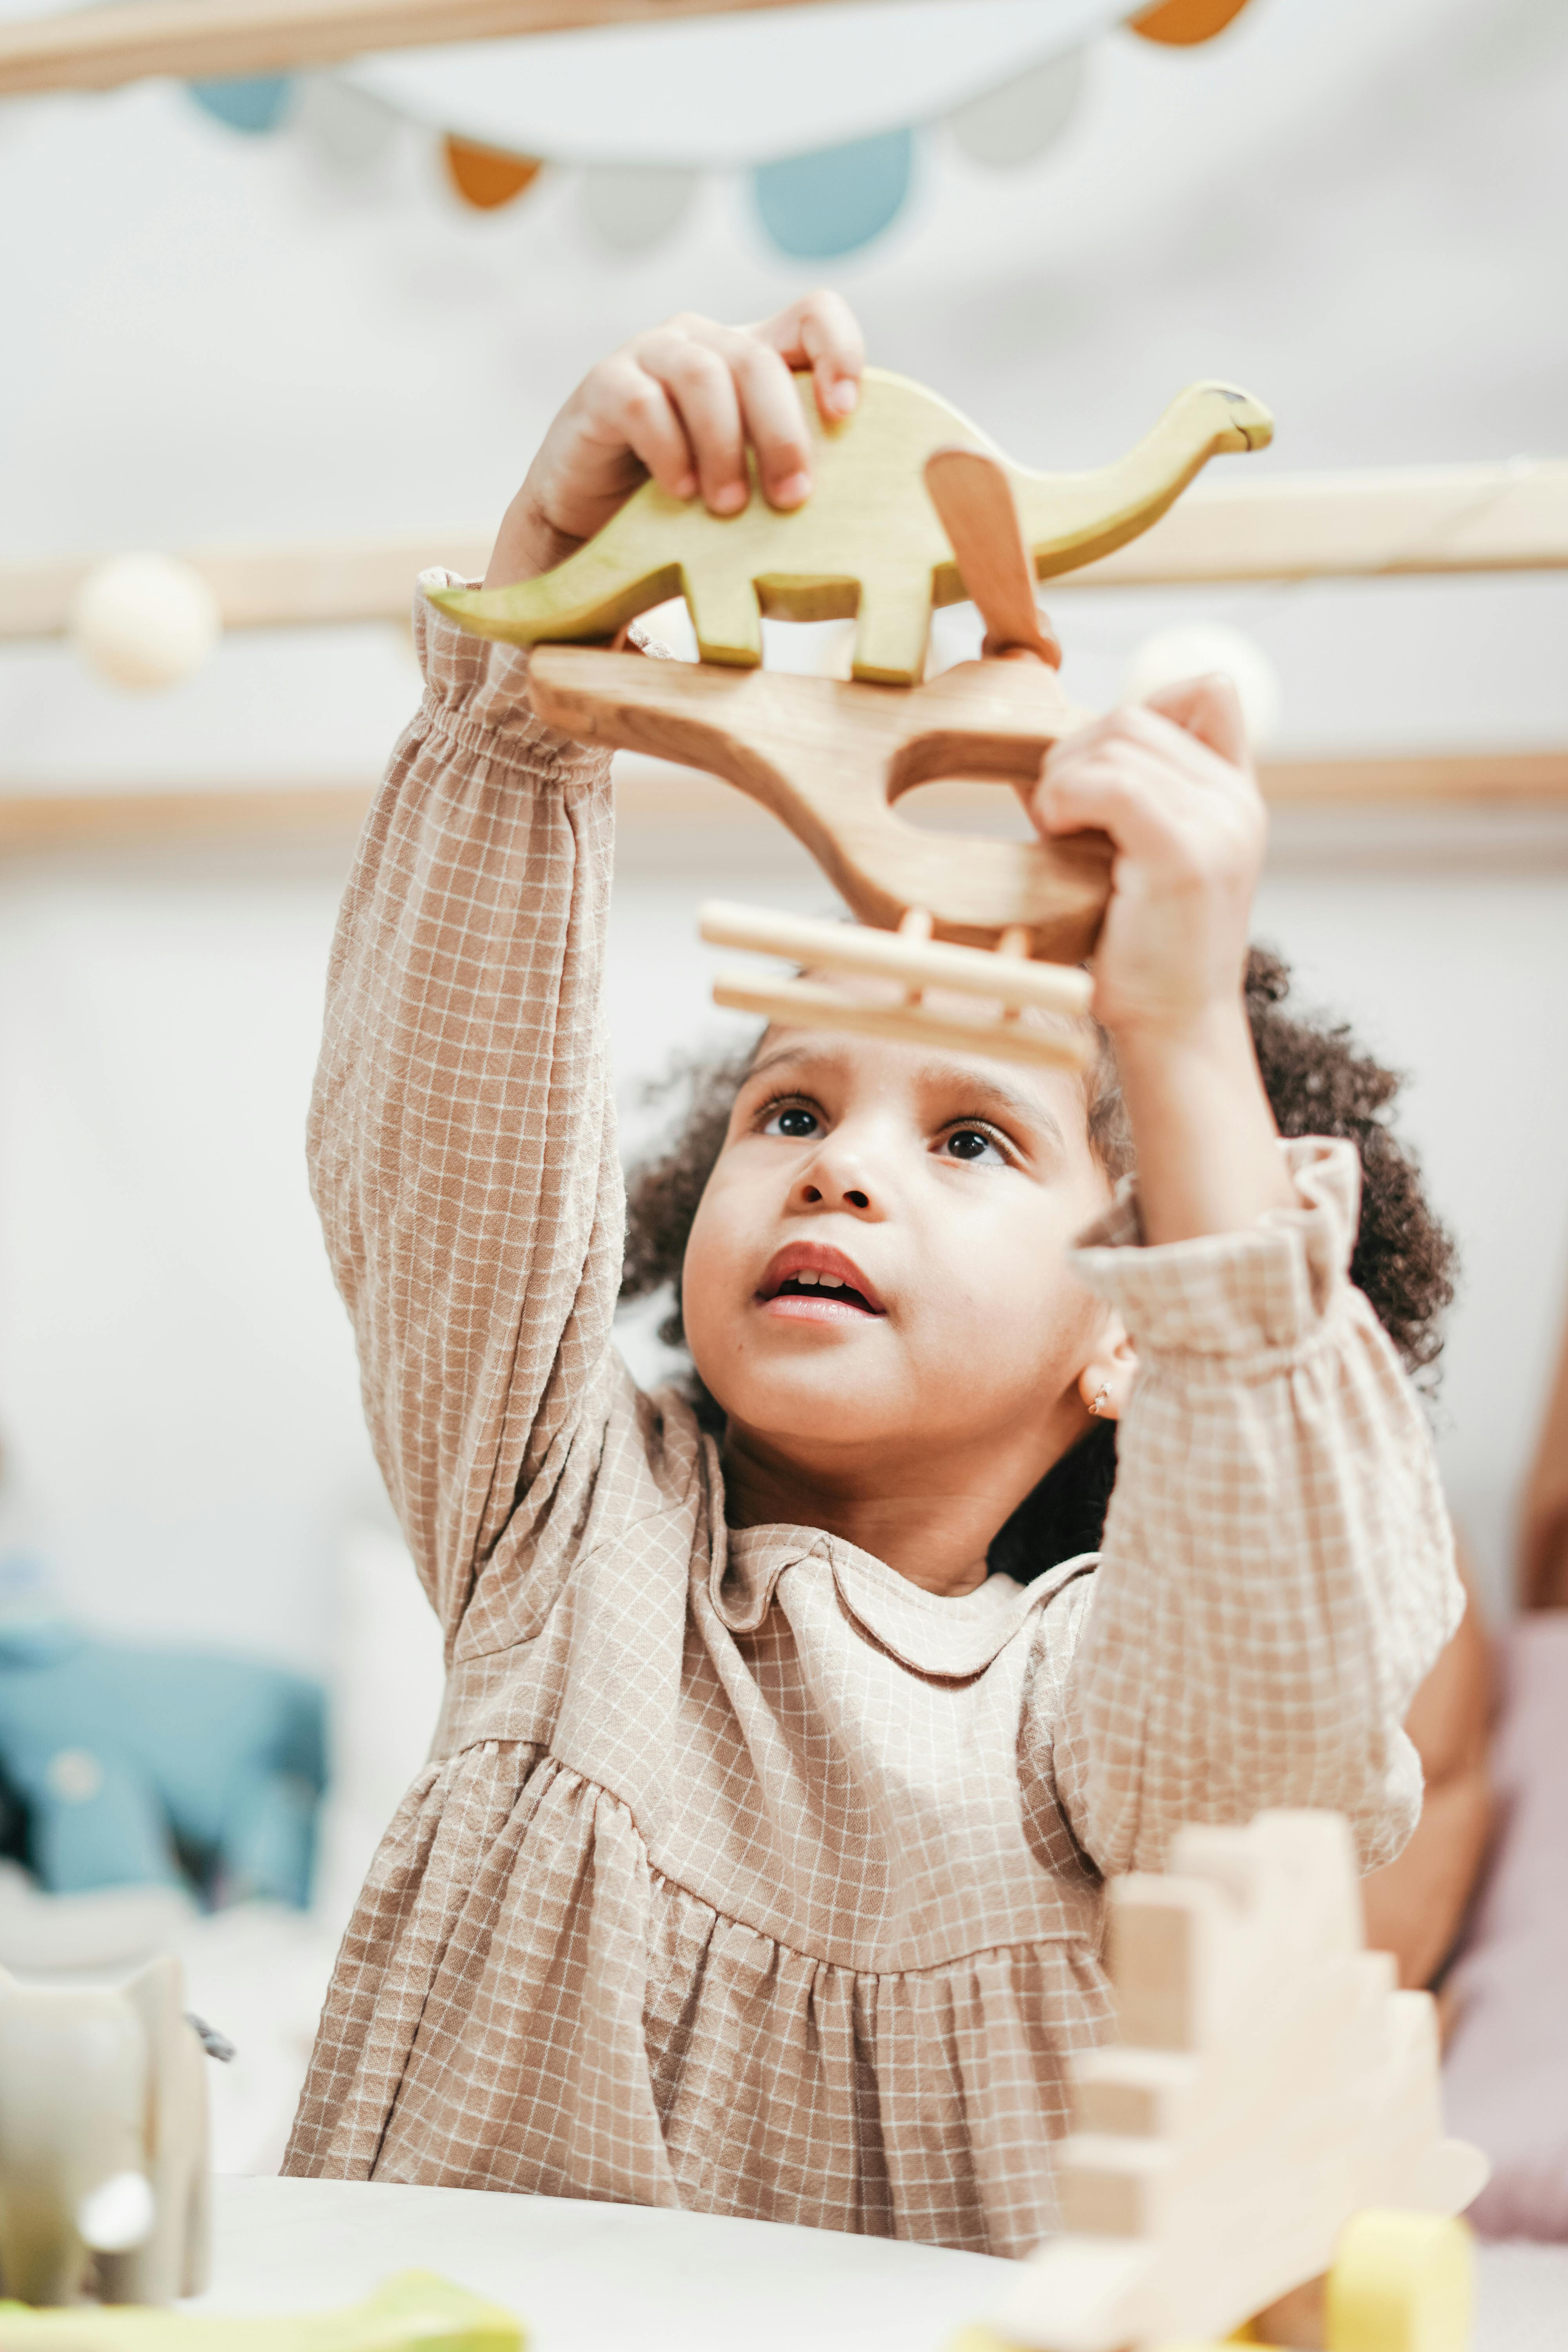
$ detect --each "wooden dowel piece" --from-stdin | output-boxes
[897,905,934,1007]
[711,972,1093,1073]
[995,924,1032,1023]
[699,900,1093,1016]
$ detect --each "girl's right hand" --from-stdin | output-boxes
[485,294,866,590]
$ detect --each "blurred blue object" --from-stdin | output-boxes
[188,76,296,135]
[0,1621,325,1908]
[754,127,915,259]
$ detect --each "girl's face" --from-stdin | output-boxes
[681,1019,1116,1501]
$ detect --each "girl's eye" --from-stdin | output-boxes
[942,1127,1006,1166]
[764,1105,820,1139]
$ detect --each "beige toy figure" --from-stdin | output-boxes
[0,1956,209,2307]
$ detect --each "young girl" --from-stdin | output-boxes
[285,295,1462,2255]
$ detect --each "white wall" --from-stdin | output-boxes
[1,0,1566,1653]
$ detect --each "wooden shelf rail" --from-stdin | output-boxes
[0,0,832,100]
[3,750,1566,855]
[5,461,1565,646]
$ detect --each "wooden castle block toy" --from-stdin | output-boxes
[973,1812,1486,2352]
[0,1956,209,2308]
[428,365,1273,1066]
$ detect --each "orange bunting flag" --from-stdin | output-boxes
[1129,0,1254,44]
[443,134,544,210]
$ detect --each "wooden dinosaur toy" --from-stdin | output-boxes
[0,2270,521,2352]
[959,1812,1486,2352]
[431,367,1273,1067]
[428,367,1272,687]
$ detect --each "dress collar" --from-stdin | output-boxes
[703,1441,1093,1673]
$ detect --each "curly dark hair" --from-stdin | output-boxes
[620,947,1456,1581]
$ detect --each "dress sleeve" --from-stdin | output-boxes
[1036,1137,1463,1879]
[307,573,623,1649]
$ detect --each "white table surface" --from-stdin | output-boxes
[198,2179,1568,2352]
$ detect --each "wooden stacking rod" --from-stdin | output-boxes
[701,903,1095,1074]
[700,903,1091,1013]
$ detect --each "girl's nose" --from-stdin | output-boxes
[790,1154,882,1217]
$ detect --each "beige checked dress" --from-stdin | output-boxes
[283,583,1462,2254]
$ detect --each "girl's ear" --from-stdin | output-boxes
[1078,1315,1138,1423]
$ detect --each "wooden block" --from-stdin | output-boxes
[991,1812,1489,2352]
[1066,2049,1200,2141]
[432,367,1270,686]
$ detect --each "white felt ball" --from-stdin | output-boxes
[1122,620,1281,751]
[69,553,222,691]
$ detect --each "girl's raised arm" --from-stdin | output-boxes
[308,299,863,1646]
[1023,681,1463,1874]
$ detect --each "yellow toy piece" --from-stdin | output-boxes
[430,367,1272,686]
[1326,2213,1473,2352]
[0,2272,521,2352]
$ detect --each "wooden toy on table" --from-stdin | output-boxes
[0,1956,209,2307]
[428,367,1273,1072]
[963,1813,1486,2352]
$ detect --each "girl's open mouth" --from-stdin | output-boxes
[757,1245,886,1321]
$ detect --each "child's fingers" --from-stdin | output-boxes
[1141,672,1252,773]
[1053,702,1256,813]
[631,329,748,514]
[582,356,697,500]
[752,290,864,422]
[1033,726,1262,871]
[1029,751,1195,866]
[713,331,817,507]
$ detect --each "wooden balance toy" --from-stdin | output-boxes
[426,368,1273,1073]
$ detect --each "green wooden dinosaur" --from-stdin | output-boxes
[0,2272,521,2352]
[428,367,1272,687]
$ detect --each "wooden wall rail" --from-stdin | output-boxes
[1075,460,1568,586]
[3,750,1566,854]
[5,462,1564,644]
[0,0,828,100]
[0,536,494,641]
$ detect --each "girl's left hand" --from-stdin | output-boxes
[485,293,865,589]
[1026,675,1294,1244]
[1025,675,1265,1047]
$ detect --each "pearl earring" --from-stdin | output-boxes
[1091,1383,1110,1417]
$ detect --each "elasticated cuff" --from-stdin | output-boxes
[412,570,611,783]
[1069,1136,1363,1361]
